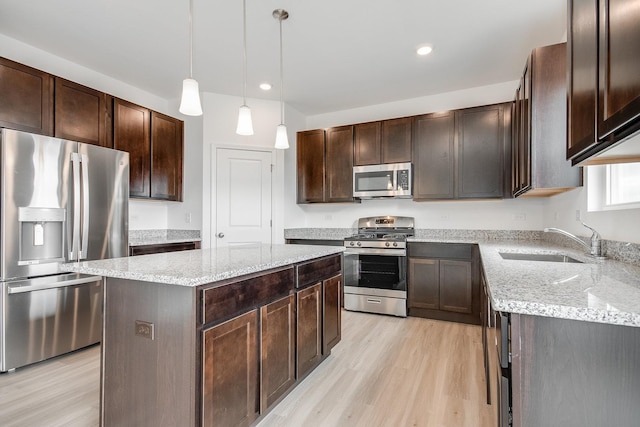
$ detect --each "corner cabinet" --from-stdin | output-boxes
[513,43,581,197]
[0,57,53,136]
[413,103,510,201]
[114,98,184,201]
[297,127,356,204]
[568,0,640,164]
[407,242,480,325]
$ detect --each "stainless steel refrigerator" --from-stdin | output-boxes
[0,128,129,372]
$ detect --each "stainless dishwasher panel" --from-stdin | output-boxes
[1,273,103,372]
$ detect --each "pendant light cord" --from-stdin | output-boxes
[188,0,194,78]
[279,15,284,125]
[242,0,248,105]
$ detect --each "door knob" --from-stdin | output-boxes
[217,232,225,238]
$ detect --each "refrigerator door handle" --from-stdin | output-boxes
[7,275,103,294]
[70,153,81,261]
[80,154,90,260]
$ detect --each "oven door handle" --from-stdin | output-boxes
[344,247,406,256]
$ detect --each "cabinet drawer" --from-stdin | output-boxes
[202,267,294,325]
[408,243,472,259]
[295,254,341,289]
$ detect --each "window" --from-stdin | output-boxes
[588,162,640,211]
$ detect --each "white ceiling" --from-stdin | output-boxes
[0,0,566,116]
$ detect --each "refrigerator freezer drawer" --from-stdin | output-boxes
[1,274,103,372]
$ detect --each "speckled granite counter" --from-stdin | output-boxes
[129,229,201,246]
[476,240,640,327]
[62,244,344,287]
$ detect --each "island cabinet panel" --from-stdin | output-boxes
[260,294,295,411]
[322,274,342,354]
[296,282,322,379]
[54,77,112,147]
[113,98,151,197]
[381,117,412,164]
[0,57,54,136]
[202,310,259,427]
[295,254,342,289]
[412,111,456,199]
[202,267,294,325]
[354,121,382,165]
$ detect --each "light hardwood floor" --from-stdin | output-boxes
[0,311,495,427]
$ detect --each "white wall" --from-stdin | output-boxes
[201,93,295,248]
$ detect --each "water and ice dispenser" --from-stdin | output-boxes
[17,207,65,265]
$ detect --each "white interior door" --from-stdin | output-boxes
[215,148,273,247]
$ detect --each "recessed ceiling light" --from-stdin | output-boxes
[417,46,433,56]
[260,83,272,91]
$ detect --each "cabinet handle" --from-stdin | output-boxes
[366,298,382,304]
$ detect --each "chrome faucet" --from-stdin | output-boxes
[544,222,605,259]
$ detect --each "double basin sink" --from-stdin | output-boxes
[499,252,583,263]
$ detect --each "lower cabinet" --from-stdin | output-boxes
[296,282,322,378]
[322,274,341,354]
[202,310,259,427]
[407,243,480,325]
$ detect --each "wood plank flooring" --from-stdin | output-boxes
[0,311,495,427]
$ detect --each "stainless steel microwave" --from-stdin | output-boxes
[353,162,412,199]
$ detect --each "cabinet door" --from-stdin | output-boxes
[325,125,354,202]
[150,111,183,201]
[439,260,472,314]
[512,89,521,195]
[597,0,640,139]
[381,117,412,164]
[54,78,111,147]
[354,122,381,165]
[518,68,532,193]
[322,274,341,355]
[408,258,439,310]
[412,112,455,199]
[296,129,325,203]
[567,0,599,158]
[0,57,53,135]
[296,283,322,378]
[203,310,259,427]
[260,294,295,411]
[457,104,505,198]
[113,98,150,198]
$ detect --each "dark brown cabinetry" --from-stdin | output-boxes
[129,241,200,256]
[297,127,356,204]
[114,99,183,201]
[354,118,412,165]
[322,274,341,354]
[513,43,581,197]
[568,0,640,164]
[407,243,480,325]
[260,294,295,411]
[54,78,112,147]
[203,310,259,427]
[413,104,510,201]
[296,282,322,378]
[0,57,53,135]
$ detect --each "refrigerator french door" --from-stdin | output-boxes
[0,129,129,372]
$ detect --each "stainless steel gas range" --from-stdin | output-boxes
[343,216,414,317]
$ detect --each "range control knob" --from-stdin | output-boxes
[393,242,398,247]
[349,241,355,246]
[357,242,362,247]
[385,242,390,247]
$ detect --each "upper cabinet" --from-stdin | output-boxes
[513,43,581,197]
[568,0,640,164]
[0,57,53,136]
[297,127,357,204]
[54,78,112,147]
[114,99,184,201]
[413,103,510,201]
[354,118,412,165]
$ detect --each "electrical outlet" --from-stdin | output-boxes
[575,210,581,221]
[513,213,527,221]
[135,320,155,340]
[185,213,192,224]
[324,214,332,221]
[554,212,559,220]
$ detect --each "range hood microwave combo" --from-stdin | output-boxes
[353,162,412,199]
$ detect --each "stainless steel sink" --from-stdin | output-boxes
[498,252,583,263]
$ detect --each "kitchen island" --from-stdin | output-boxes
[63,244,344,427]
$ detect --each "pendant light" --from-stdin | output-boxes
[273,9,289,149]
[236,0,254,135]
[179,0,203,116]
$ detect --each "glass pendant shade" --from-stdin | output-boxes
[179,78,203,116]
[275,124,289,149]
[236,105,254,135]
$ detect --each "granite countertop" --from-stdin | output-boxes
[476,240,640,327]
[128,229,201,247]
[61,244,344,287]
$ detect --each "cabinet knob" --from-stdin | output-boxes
[217,232,225,238]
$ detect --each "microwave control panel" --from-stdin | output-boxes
[397,170,410,190]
